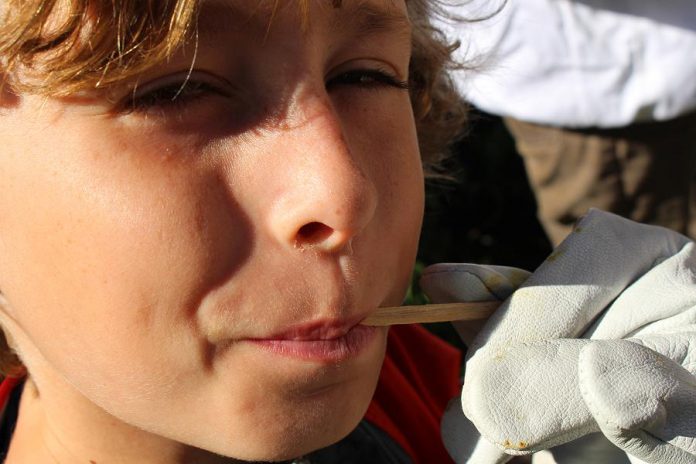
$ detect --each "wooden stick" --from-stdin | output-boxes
[361,301,500,327]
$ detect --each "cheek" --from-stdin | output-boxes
[344,92,424,217]
[0,124,243,396]
[356,99,425,298]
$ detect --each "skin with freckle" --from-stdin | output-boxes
[0,1,430,463]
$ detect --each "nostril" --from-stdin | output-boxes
[296,222,333,247]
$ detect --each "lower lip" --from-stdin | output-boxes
[247,325,378,363]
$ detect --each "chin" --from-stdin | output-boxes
[210,388,375,462]
[192,330,388,462]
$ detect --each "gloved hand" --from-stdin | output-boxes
[420,209,696,464]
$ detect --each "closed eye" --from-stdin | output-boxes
[122,72,233,113]
[326,69,409,92]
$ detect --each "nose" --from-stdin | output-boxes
[266,92,378,253]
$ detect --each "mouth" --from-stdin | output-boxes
[246,317,379,363]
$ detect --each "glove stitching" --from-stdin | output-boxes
[577,350,617,432]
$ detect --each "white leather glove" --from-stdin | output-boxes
[421,209,696,464]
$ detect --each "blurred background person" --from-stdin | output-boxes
[436,0,696,246]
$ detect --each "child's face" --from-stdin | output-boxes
[0,0,423,460]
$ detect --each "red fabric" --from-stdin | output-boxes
[0,376,21,411]
[365,324,462,464]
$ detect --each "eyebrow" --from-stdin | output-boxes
[332,1,412,39]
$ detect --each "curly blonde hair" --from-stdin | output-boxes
[0,0,467,375]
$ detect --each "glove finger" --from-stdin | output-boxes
[441,397,513,464]
[586,241,696,339]
[469,210,691,355]
[635,332,696,376]
[462,339,600,453]
[420,263,530,302]
[420,264,531,345]
[579,337,696,464]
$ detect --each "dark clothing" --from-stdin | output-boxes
[505,111,696,245]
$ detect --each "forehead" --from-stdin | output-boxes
[196,0,411,41]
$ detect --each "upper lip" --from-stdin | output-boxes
[251,314,371,341]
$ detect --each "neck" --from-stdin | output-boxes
[5,378,242,464]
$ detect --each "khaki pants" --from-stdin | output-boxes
[504,113,696,246]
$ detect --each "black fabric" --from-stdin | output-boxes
[0,381,22,462]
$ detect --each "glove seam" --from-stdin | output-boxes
[577,342,656,432]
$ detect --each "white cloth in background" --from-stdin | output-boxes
[435,0,696,127]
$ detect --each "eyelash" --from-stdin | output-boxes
[125,68,409,113]
[126,79,227,112]
[327,69,410,91]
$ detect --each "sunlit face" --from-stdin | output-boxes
[0,0,423,461]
